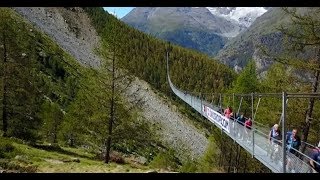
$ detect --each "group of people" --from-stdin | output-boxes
[269,124,320,173]
[268,124,302,171]
[268,125,301,155]
[222,106,320,173]
[223,106,253,143]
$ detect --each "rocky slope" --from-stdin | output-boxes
[14,7,101,68]
[13,7,208,160]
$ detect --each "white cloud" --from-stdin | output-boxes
[108,11,119,18]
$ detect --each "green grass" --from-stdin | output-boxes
[0,137,157,173]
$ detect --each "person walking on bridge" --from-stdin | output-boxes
[310,142,320,173]
[244,117,252,144]
[224,106,233,119]
[269,124,281,145]
[236,112,246,140]
[286,128,301,156]
[268,124,281,163]
[285,128,301,172]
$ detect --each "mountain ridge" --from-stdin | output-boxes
[121,7,268,56]
[215,7,320,74]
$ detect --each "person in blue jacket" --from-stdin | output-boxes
[286,128,301,156]
[285,128,301,172]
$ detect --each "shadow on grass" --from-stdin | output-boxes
[31,144,95,160]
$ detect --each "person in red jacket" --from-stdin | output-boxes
[244,117,253,143]
[224,106,233,119]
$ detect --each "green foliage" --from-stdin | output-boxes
[82,7,237,167]
[178,140,221,173]
[0,8,44,141]
[197,136,219,172]
[261,63,293,92]
[228,60,259,116]
[0,159,37,173]
[84,7,236,101]
[0,8,78,142]
[232,60,259,94]
[149,149,180,170]
[179,159,198,173]
[39,100,64,143]
[0,8,160,163]
[0,137,15,158]
[3,7,298,173]
[159,28,226,56]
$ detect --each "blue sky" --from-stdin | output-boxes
[103,7,134,18]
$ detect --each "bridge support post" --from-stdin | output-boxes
[251,93,254,121]
[237,97,243,115]
[200,93,202,115]
[233,93,235,114]
[219,93,222,113]
[252,129,255,158]
[282,92,287,173]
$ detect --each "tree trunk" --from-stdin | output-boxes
[243,153,248,173]
[2,79,7,137]
[2,30,8,137]
[105,40,116,164]
[105,76,114,163]
[238,146,242,172]
[218,142,222,167]
[227,143,233,173]
[235,145,241,173]
[53,122,57,144]
[301,48,320,153]
[69,134,75,147]
[215,136,224,168]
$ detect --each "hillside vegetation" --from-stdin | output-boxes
[0,7,235,173]
[0,8,171,172]
[4,6,320,173]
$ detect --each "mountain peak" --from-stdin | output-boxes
[121,7,269,57]
[206,7,268,28]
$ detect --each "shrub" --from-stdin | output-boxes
[0,139,15,158]
[179,159,198,173]
[149,150,179,171]
[0,159,37,172]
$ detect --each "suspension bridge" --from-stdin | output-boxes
[165,50,320,173]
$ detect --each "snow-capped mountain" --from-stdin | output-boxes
[121,7,269,57]
[206,7,268,28]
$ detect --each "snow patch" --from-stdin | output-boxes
[207,7,267,27]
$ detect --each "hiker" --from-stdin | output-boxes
[310,142,320,173]
[236,112,246,126]
[244,117,253,143]
[236,112,246,139]
[286,128,301,157]
[269,124,281,145]
[224,106,233,119]
[285,128,301,172]
[268,124,281,162]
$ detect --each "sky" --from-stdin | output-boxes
[103,7,134,19]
